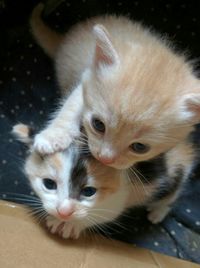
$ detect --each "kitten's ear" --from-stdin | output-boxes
[12,124,33,146]
[178,93,200,123]
[93,24,120,69]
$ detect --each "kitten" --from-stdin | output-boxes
[13,123,194,239]
[29,4,198,224]
[13,124,130,238]
[31,4,200,172]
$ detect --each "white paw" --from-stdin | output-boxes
[147,206,171,224]
[34,130,72,154]
[62,222,82,239]
[46,216,64,234]
[46,216,82,239]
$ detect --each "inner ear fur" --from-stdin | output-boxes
[179,93,200,123]
[93,24,120,69]
[12,123,33,145]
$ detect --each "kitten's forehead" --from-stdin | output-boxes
[89,43,192,122]
[69,157,88,199]
[46,145,78,171]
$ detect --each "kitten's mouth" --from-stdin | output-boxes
[95,156,116,166]
[57,214,72,221]
[106,163,127,170]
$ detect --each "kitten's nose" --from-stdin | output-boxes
[57,205,74,220]
[96,156,116,165]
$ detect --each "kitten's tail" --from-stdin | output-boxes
[30,3,64,59]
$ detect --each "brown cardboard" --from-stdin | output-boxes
[0,201,198,268]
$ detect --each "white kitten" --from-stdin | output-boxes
[13,124,194,238]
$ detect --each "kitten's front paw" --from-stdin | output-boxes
[46,216,82,239]
[34,129,72,154]
[62,222,82,239]
[46,216,64,235]
[147,206,171,224]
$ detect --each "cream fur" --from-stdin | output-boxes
[30,5,200,170]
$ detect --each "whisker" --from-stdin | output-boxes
[89,212,113,222]
[129,167,149,196]
[125,170,144,203]
[0,192,40,204]
[0,198,39,205]
[0,192,37,199]
[87,216,112,239]
[89,208,120,214]
[132,167,150,185]
[28,208,45,217]
[88,213,128,232]
[37,215,47,225]
[74,136,88,143]
[34,210,48,224]
[74,140,87,146]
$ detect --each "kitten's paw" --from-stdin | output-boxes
[46,216,82,239]
[147,206,171,224]
[34,130,72,154]
[46,216,64,234]
[62,222,82,239]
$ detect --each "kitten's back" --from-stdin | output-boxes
[55,15,177,90]
[31,5,181,91]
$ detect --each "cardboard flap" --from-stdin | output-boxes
[0,201,198,268]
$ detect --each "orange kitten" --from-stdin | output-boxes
[31,4,199,171]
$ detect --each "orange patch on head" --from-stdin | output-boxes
[49,153,62,170]
[86,159,121,201]
[98,186,117,201]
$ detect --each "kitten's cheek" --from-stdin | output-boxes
[88,143,98,159]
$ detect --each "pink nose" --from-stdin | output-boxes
[57,206,74,220]
[96,156,116,165]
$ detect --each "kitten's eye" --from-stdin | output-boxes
[43,178,57,190]
[81,186,97,197]
[130,143,150,154]
[91,117,105,133]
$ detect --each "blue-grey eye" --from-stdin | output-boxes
[130,143,150,154]
[91,117,105,133]
[81,186,97,197]
[43,178,57,190]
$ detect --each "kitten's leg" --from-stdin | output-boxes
[147,172,184,224]
[147,143,193,224]
[147,195,176,224]
[34,84,83,154]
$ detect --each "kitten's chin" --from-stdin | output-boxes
[98,160,130,170]
[108,163,130,170]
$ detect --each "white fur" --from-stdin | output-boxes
[14,123,194,239]
[25,147,132,239]
[34,84,83,153]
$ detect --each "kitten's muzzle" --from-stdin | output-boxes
[96,155,117,165]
